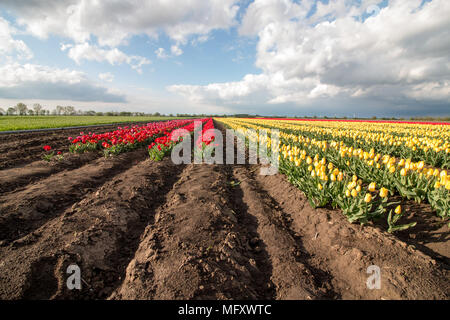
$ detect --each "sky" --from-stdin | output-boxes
[0,0,448,117]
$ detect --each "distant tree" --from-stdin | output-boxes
[7,107,16,115]
[33,103,43,115]
[96,112,104,116]
[40,109,47,116]
[16,102,28,115]
[154,112,161,116]
[27,109,34,116]
[46,110,50,116]
[56,105,64,115]
[65,106,75,115]
[0,107,4,115]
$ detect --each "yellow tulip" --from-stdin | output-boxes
[368,182,376,192]
[345,190,351,197]
[379,187,389,198]
[364,194,372,203]
[351,189,358,198]
[394,205,402,215]
[400,168,407,176]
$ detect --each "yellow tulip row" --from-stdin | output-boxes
[219,117,450,191]
[228,118,449,161]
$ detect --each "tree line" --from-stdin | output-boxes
[0,103,164,117]
[1,103,447,121]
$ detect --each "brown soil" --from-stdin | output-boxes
[0,122,448,300]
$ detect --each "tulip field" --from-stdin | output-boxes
[0,118,448,300]
[217,118,450,231]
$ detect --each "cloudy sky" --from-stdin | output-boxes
[0,0,448,117]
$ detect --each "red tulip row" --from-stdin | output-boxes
[195,118,215,149]
[148,118,212,161]
[68,119,195,155]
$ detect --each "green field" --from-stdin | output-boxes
[0,116,188,131]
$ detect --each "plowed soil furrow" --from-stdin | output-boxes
[227,165,326,300]
[0,152,102,194]
[111,163,276,300]
[0,149,148,243]
[0,158,184,299]
[0,135,69,153]
[254,172,450,299]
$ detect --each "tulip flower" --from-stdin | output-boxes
[379,187,389,198]
[364,194,372,203]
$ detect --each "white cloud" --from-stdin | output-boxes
[0,63,85,87]
[155,47,168,59]
[0,63,125,102]
[169,0,450,112]
[60,43,73,51]
[155,45,184,59]
[0,17,33,60]
[99,72,114,82]
[66,42,150,73]
[1,0,239,47]
[170,45,183,56]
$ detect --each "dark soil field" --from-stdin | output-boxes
[0,122,448,300]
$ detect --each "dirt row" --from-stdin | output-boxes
[0,122,448,299]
